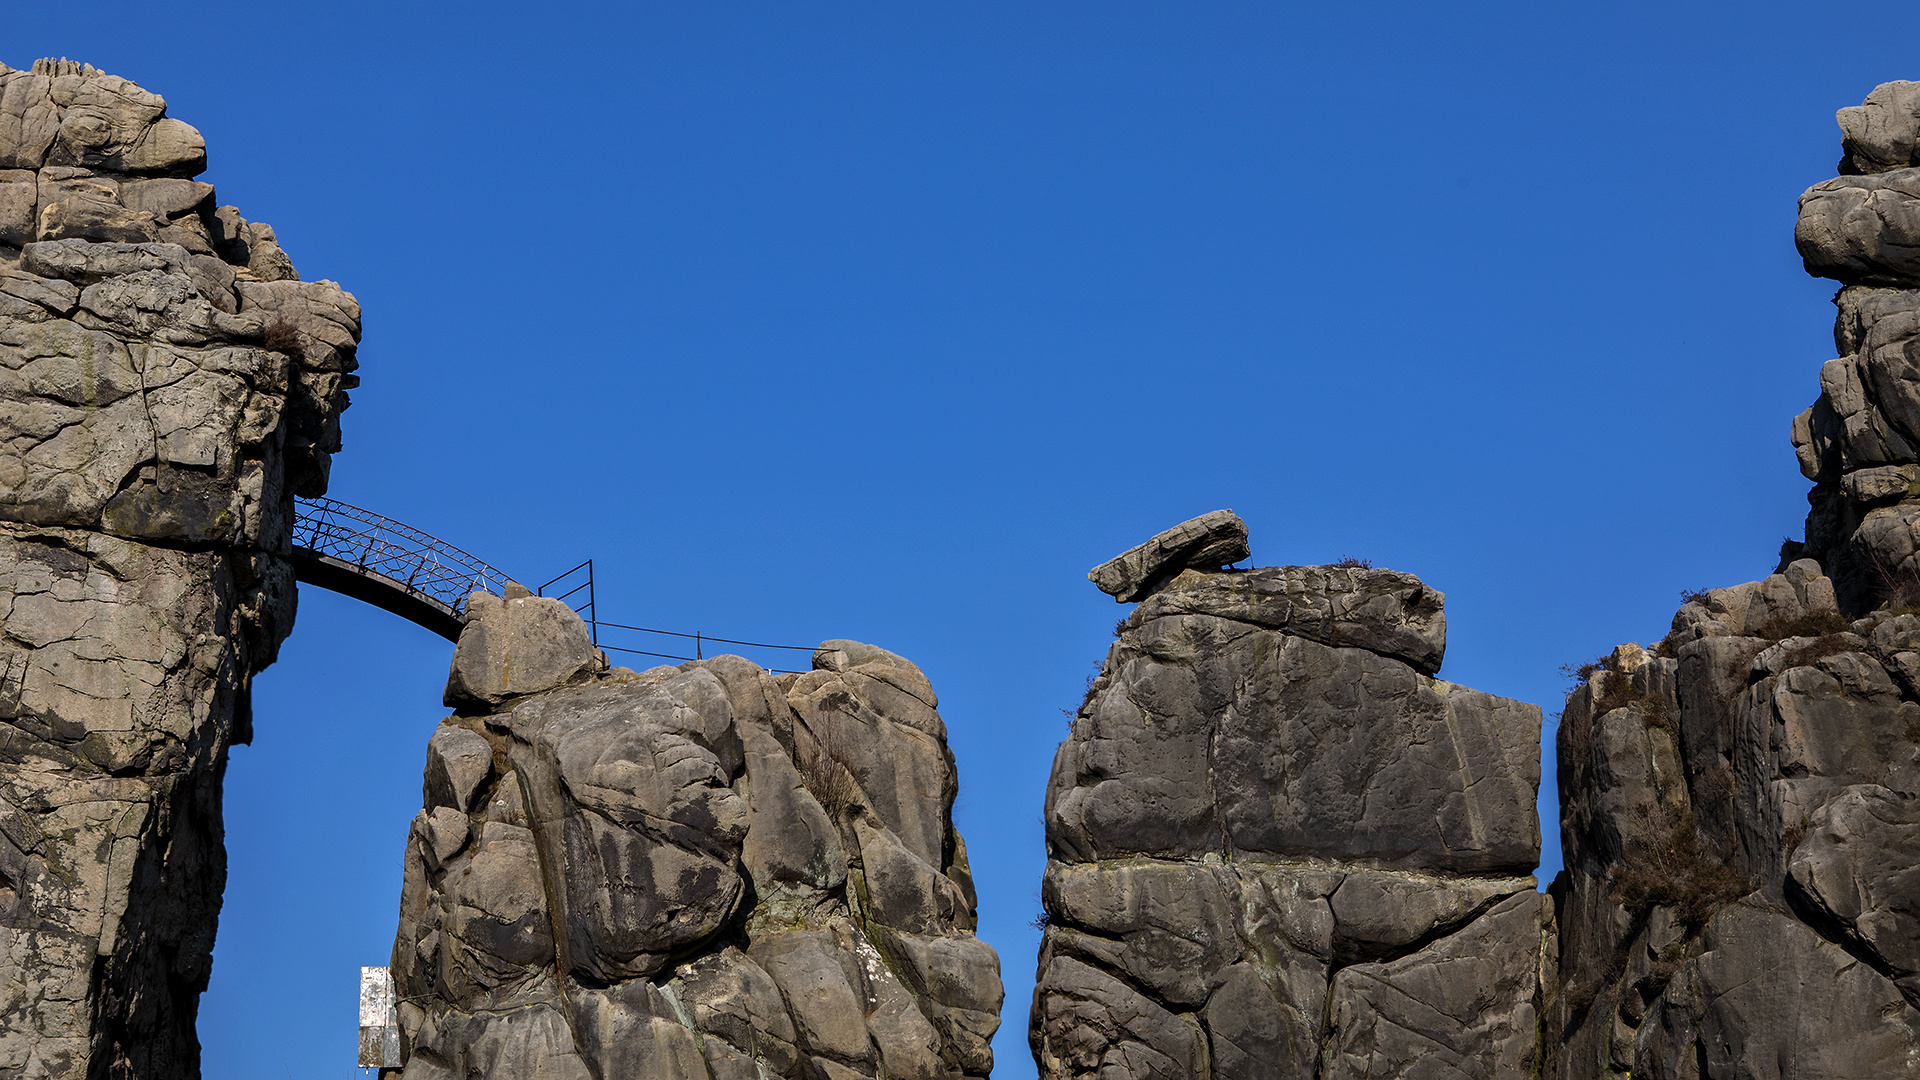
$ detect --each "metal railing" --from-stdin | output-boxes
[291,497,822,670]
[292,497,512,614]
[537,560,596,643]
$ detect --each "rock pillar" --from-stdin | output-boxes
[1032,512,1547,1079]
[389,592,1003,1080]
[1545,82,1920,1079]
[0,59,359,1080]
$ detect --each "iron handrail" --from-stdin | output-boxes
[290,498,814,672]
[291,497,512,614]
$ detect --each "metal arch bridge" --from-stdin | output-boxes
[288,498,814,672]
[289,497,547,642]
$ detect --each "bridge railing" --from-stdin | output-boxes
[292,497,822,670]
[292,497,512,615]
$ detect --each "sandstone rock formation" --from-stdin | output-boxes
[1793,78,1920,615]
[1034,518,1546,1079]
[1543,83,1920,1079]
[0,59,359,1078]
[389,594,1002,1080]
[1087,510,1250,603]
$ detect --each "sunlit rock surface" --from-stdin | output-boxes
[0,58,358,1079]
[390,597,1002,1080]
[1033,524,1546,1079]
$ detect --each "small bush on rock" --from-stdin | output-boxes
[1333,555,1372,569]
[1695,760,1735,804]
[1560,656,1608,690]
[797,719,869,818]
[1070,661,1107,722]
[1775,633,1855,670]
[1752,610,1847,641]
[262,319,304,361]
[1870,549,1920,614]
[1613,803,1747,925]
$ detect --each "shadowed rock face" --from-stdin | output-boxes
[1034,540,1546,1080]
[0,59,359,1080]
[1549,573,1920,1078]
[1542,81,1920,1080]
[391,597,1002,1080]
[1793,79,1920,616]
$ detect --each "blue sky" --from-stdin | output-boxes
[9,3,1915,1077]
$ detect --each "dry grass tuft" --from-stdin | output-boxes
[1612,803,1747,925]
[797,716,869,818]
[262,319,304,361]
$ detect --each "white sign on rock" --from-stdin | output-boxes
[358,966,401,1069]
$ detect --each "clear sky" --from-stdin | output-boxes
[8,3,1916,1077]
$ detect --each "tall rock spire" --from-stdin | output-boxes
[0,58,360,1079]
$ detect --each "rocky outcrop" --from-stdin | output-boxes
[0,59,359,1079]
[1543,83,1920,1079]
[389,595,1002,1080]
[1793,79,1920,615]
[1033,523,1546,1079]
[1548,569,1920,1078]
[1087,510,1250,603]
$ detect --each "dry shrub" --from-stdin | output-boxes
[1075,661,1106,718]
[1678,587,1713,606]
[1751,610,1848,641]
[1782,818,1807,854]
[1641,695,1670,729]
[797,717,868,818]
[1695,760,1735,804]
[262,319,304,361]
[1556,703,1593,756]
[1560,655,1670,749]
[1869,547,1920,613]
[1112,617,1130,638]
[1560,657,1608,691]
[1555,657,1608,753]
[1334,555,1373,569]
[1775,633,1855,671]
[1612,803,1747,925]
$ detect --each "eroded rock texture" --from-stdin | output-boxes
[1034,521,1546,1080]
[390,593,1002,1080]
[0,59,359,1079]
[1549,568,1920,1077]
[1793,79,1920,616]
[1542,82,1920,1078]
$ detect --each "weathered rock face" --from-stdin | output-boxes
[390,595,1002,1080]
[0,59,358,1080]
[1034,533,1546,1079]
[1087,510,1250,604]
[1549,570,1920,1077]
[1791,80,1920,616]
[1543,83,1920,1079]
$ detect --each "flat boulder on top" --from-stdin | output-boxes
[1088,510,1250,603]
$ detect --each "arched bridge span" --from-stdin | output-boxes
[289,499,809,672]
[289,497,513,642]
